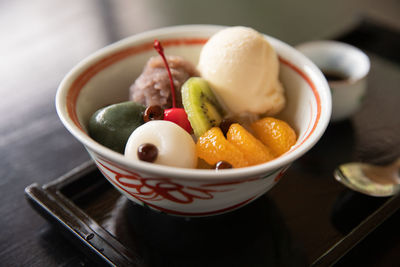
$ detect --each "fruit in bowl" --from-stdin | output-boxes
[56,25,331,217]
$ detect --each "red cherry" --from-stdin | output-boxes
[164,108,192,133]
[153,39,193,133]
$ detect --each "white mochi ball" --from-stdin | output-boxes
[125,120,197,168]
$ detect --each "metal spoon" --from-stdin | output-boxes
[334,158,400,197]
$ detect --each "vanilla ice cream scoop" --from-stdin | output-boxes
[197,26,285,116]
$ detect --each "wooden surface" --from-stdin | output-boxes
[1,1,399,266]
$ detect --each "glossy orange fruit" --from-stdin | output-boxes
[251,117,296,157]
[227,123,274,166]
[196,127,248,168]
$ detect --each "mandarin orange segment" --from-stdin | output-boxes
[251,117,297,157]
[196,127,248,168]
[227,123,274,166]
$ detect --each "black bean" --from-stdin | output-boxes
[137,143,158,162]
[215,160,233,170]
[143,105,164,122]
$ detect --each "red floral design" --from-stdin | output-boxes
[95,158,230,204]
[91,155,283,216]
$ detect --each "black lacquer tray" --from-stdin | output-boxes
[25,18,400,266]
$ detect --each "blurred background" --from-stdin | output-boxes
[1,0,399,114]
[0,0,399,266]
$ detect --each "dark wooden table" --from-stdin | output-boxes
[1,1,399,266]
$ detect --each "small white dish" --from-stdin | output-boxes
[296,40,370,122]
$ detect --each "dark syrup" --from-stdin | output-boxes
[322,69,349,82]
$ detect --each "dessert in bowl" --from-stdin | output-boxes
[56,25,331,217]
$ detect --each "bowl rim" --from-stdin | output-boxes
[56,24,331,181]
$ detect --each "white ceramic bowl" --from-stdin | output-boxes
[56,25,331,217]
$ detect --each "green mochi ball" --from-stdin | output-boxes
[88,101,146,154]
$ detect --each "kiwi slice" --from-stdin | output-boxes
[181,77,225,138]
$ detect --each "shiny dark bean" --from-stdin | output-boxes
[137,143,158,162]
[143,105,164,122]
[215,160,233,170]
